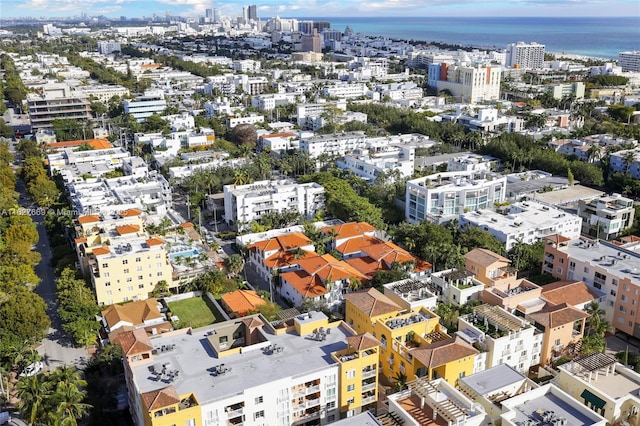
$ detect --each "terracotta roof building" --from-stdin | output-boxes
[220,289,267,318]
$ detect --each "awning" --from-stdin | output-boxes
[580,389,606,410]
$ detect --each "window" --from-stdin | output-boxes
[156,263,163,268]
[139,284,144,289]
[346,369,356,379]
[102,263,108,268]
[219,336,228,347]
[123,260,128,265]
[611,290,617,297]
[185,420,195,426]
[103,272,109,277]
[157,272,163,277]
[105,282,111,287]
[136,257,141,262]
[127,286,133,292]
[347,384,355,392]
[253,411,264,420]
[612,279,618,286]
[126,277,132,282]
[327,401,336,409]
[459,371,465,378]
[622,295,628,302]
[347,398,355,405]
[123,268,129,274]
[620,306,627,313]
[255,396,263,404]
[138,275,143,280]
[617,316,624,323]
[584,266,589,273]
[137,266,143,271]
[106,290,112,296]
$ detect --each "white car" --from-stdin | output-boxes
[19,361,44,377]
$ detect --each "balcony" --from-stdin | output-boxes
[362,382,376,392]
[362,395,376,405]
[305,397,321,408]
[305,384,320,394]
[226,408,244,419]
[362,369,377,379]
[553,343,564,352]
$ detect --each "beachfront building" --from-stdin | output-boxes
[405,170,507,224]
[74,210,173,306]
[618,51,640,72]
[578,194,635,240]
[223,180,325,229]
[542,234,640,338]
[505,41,545,69]
[118,311,380,426]
[428,62,501,104]
[459,200,583,251]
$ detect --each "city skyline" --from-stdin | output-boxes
[1,0,638,19]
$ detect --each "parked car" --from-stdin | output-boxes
[20,361,44,377]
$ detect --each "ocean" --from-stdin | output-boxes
[304,17,640,59]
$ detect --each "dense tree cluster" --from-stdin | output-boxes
[17,366,90,425]
[479,133,605,186]
[1,53,27,105]
[586,75,630,87]
[56,268,101,348]
[153,54,225,78]
[19,140,60,208]
[0,142,50,367]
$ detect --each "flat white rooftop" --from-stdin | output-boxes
[132,318,356,404]
[460,364,526,396]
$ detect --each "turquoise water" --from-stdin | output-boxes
[302,17,640,59]
[168,247,203,261]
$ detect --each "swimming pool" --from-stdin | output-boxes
[168,245,204,261]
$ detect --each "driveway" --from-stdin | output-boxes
[15,178,88,370]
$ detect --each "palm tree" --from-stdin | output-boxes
[17,375,51,425]
[392,372,408,392]
[586,144,602,164]
[585,301,607,335]
[225,254,244,277]
[53,381,91,426]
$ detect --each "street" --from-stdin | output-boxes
[15,177,88,371]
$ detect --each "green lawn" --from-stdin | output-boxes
[168,296,218,329]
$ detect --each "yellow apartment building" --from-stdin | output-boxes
[75,210,173,306]
[344,288,479,387]
[331,333,380,417]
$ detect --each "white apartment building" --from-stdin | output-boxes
[232,59,261,72]
[542,235,640,337]
[405,170,507,224]
[250,93,298,111]
[121,313,362,426]
[164,113,196,132]
[428,63,502,104]
[430,268,485,305]
[204,74,236,96]
[77,84,130,103]
[555,352,640,425]
[223,180,325,228]
[440,107,525,133]
[618,51,640,72]
[457,304,543,374]
[97,40,121,54]
[299,131,367,158]
[48,147,132,181]
[549,82,586,100]
[123,90,167,122]
[336,145,415,183]
[459,200,583,251]
[258,132,298,152]
[578,194,635,240]
[226,114,265,129]
[204,97,235,118]
[26,83,92,130]
[505,42,545,69]
[321,83,368,99]
[296,100,347,130]
[610,147,640,179]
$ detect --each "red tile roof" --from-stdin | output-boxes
[78,215,100,224]
[346,332,380,351]
[411,336,478,368]
[146,238,164,246]
[221,289,267,317]
[101,299,162,329]
[465,248,510,267]
[92,247,110,256]
[343,288,401,317]
[263,249,315,269]
[141,387,180,411]
[45,138,112,150]
[541,280,601,307]
[249,232,312,253]
[120,208,142,217]
[528,302,590,329]
[336,235,382,255]
[112,329,154,356]
[115,224,140,235]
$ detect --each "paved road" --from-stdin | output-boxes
[15,178,88,371]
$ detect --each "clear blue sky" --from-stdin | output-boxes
[1,0,638,18]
